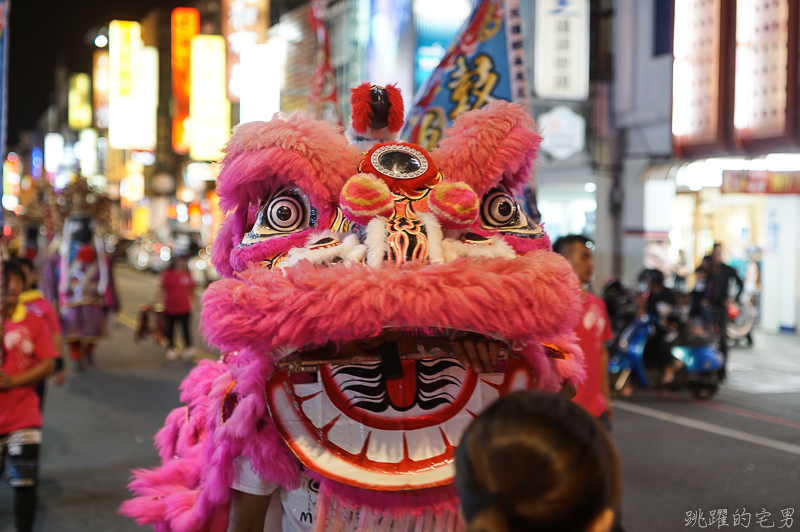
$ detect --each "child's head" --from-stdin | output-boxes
[456,391,621,532]
[17,258,36,290]
[3,261,26,312]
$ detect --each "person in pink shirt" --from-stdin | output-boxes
[156,254,196,362]
[0,260,58,532]
[554,235,613,429]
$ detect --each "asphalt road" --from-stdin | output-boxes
[1,266,798,531]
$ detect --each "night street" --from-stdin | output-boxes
[0,266,796,531]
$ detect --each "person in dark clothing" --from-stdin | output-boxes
[639,269,678,383]
[709,243,744,361]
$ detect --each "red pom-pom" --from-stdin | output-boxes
[350,82,373,134]
[77,244,97,264]
[385,84,404,133]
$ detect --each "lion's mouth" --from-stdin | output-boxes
[266,329,534,491]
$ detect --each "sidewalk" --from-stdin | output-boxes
[725,329,800,394]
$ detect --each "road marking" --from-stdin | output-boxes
[115,311,215,361]
[613,400,800,457]
[636,390,800,431]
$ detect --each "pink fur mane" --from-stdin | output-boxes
[433,100,541,197]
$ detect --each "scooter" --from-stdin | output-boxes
[608,315,726,400]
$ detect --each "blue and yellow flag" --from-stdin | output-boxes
[402,0,527,151]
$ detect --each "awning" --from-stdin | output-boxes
[639,162,687,183]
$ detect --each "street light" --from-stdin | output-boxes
[95,34,108,48]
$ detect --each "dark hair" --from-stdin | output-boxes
[3,260,26,289]
[17,258,34,272]
[456,391,621,532]
[553,234,593,256]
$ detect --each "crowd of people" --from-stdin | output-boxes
[0,251,197,532]
[2,228,745,532]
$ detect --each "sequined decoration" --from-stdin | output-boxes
[221,384,239,425]
[541,343,569,360]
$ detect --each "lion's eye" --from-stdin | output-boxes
[266,195,304,232]
[240,189,313,247]
[481,190,518,227]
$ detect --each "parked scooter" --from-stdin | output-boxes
[608,315,726,399]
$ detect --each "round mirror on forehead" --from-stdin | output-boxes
[370,144,429,180]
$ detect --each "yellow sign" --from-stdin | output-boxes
[68,73,93,130]
[189,35,230,161]
[108,21,158,150]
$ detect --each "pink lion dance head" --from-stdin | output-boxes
[122,96,585,532]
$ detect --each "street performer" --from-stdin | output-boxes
[122,85,587,531]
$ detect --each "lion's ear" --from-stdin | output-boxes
[431,101,541,198]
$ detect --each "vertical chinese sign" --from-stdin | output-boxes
[172,8,199,154]
[402,0,527,151]
[189,35,230,161]
[533,0,589,100]
[221,0,270,103]
[93,50,110,129]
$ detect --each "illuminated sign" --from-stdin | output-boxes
[108,22,158,149]
[131,46,158,150]
[78,128,98,176]
[221,0,269,102]
[534,0,590,100]
[44,133,64,176]
[172,8,200,153]
[2,156,21,211]
[239,39,285,124]
[723,170,800,194]
[186,162,222,182]
[120,172,145,202]
[109,21,140,149]
[93,51,110,129]
[68,73,93,130]
[189,35,230,161]
[733,0,798,149]
[671,1,734,157]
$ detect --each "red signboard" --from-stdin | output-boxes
[172,8,200,154]
[722,170,800,194]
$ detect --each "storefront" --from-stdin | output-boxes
[655,157,800,334]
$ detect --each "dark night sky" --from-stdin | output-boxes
[7,0,186,145]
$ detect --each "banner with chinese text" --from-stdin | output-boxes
[722,170,800,194]
[402,0,527,151]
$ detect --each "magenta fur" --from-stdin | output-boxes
[212,112,362,276]
[433,100,541,197]
[311,470,460,516]
[202,251,582,364]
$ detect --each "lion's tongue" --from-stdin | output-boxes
[386,359,417,409]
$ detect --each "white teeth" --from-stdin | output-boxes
[366,427,404,463]
[326,416,370,456]
[405,426,447,461]
[441,413,472,447]
[479,374,503,403]
[295,382,339,430]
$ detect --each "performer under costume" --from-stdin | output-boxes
[121,89,586,531]
[53,177,115,369]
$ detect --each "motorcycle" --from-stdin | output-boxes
[608,315,726,400]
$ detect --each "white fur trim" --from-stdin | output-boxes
[281,231,364,269]
[417,212,444,265]
[441,234,517,262]
[365,217,390,267]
